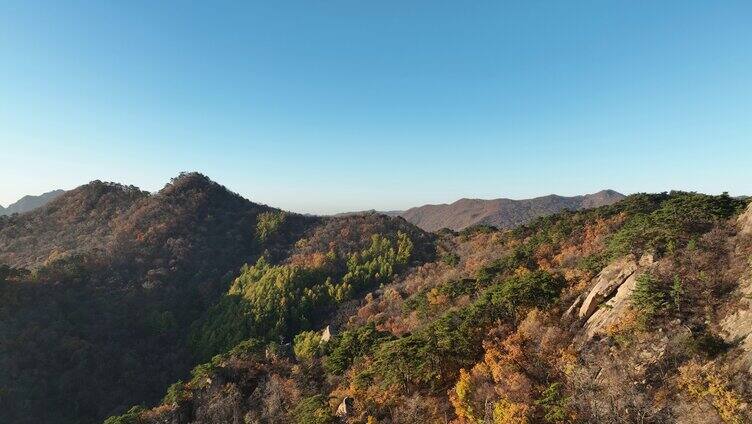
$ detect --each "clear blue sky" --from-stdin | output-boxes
[1,1,750,214]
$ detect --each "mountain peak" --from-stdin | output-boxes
[169,171,213,186]
[159,172,234,198]
[591,188,623,197]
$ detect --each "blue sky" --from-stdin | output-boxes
[1,1,750,214]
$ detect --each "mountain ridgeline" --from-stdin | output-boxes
[0,189,65,216]
[397,189,626,232]
[2,175,751,424]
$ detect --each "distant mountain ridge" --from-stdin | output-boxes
[333,209,402,218]
[0,189,65,216]
[397,189,625,231]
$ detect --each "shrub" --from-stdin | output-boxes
[162,380,187,405]
[442,252,460,266]
[630,273,666,326]
[188,362,216,389]
[228,338,265,358]
[475,248,532,286]
[493,398,530,424]
[460,224,498,240]
[403,278,478,317]
[256,211,286,241]
[534,382,569,422]
[678,361,746,424]
[293,330,322,360]
[451,369,480,423]
[670,275,684,312]
[103,406,145,424]
[291,395,335,424]
[577,253,608,275]
[323,323,393,375]
[686,328,731,359]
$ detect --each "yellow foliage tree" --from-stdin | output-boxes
[493,398,530,424]
[678,361,745,424]
[450,368,481,424]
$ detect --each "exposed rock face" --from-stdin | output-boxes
[563,294,584,319]
[721,309,752,373]
[336,396,353,418]
[578,256,638,320]
[719,203,752,373]
[584,271,640,339]
[721,269,752,373]
[571,253,654,339]
[739,202,752,236]
[320,325,333,344]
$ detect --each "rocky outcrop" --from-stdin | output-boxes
[719,204,752,373]
[739,202,752,236]
[563,294,584,319]
[570,253,654,339]
[320,325,333,344]
[577,256,638,320]
[584,271,640,339]
[721,304,752,374]
[336,396,353,418]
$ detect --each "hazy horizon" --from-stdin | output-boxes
[2,2,751,214]
[1,177,747,216]
[0,179,627,215]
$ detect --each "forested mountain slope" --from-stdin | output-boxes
[108,191,752,424]
[399,189,625,231]
[0,173,338,423]
[0,182,147,268]
[0,173,435,424]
